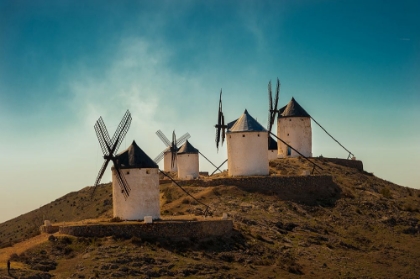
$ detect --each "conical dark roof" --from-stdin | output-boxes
[115,140,158,168]
[227,118,238,131]
[178,140,199,154]
[268,136,277,150]
[229,109,267,133]
[279,97,310,117]
[163,145,180,154]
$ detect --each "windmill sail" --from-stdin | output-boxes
[267,78,280,133]
[91,110,132,199]
[215,89,227,151]
[154,130,190,169]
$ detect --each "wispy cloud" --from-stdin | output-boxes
[65,35,216,159]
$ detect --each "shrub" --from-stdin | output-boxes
[213,188,221,196]
[402,202,418,212]
[59,236,73,245]
[406,187,413,196]
[48,235,57,242]
[380,187,392,199]
[131,236,142,245]
[9,253,19,261]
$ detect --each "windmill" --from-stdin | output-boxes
[154,130,190,172]
[213,89,269,176]
[92,110,132,198]
[91,110,204,219]
[227,109,270,176]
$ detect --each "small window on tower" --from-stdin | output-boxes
[146,170,150,174]
[126,171,130,175]
[287,133,289,136]
[242,134,245,137]
[258,134,260,137]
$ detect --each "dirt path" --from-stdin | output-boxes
[0,233,51,266]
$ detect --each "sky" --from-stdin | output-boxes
[0,0,419,223]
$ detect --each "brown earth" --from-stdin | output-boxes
[1,157,419,279]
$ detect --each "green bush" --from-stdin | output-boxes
[380,187,392,199]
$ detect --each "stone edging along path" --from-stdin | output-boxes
[59,220,233,239]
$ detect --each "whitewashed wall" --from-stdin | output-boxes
[177,153,199,180]
[277,117,312,158]
[268,149,278,161]
[112,168,160,220]
[163,152,177,172]
[227,132,269,176]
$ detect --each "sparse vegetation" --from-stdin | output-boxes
[380,187,393,199]
[1,158,420,278]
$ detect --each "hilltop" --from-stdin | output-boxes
[1,157,419,279]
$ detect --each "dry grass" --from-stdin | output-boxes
[0,233,51,268]
[1,158,420,278]
[0,183,113,248]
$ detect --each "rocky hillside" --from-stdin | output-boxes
[0,182,113,248]
[1,158,419,279]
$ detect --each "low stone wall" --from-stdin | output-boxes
[40,225,60,234]
[176,175,341,206]
[59,220,232,239]
[322,158,363,171]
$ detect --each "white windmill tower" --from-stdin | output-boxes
[177,140,199,180]
[112,140,160,220]
[226,109,269,176]
[154,130,190,172]
[214,91,269,177]
[277,97,312,158]
[265,79,353,171]
[92,111,160,221]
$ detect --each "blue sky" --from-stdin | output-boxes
[1,0,419,222]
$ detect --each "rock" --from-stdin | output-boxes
[100,264,119,270]
[240,202,253,209]
[283,237,292,243]
[118,267,129,272]
[268,205,277,213]
[128,270,141,276]
[21,273,52,279]
[282,243,293,249]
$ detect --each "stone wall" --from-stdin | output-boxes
[59,220,232,239]
[40,225,59,234]
[176,175,341,206]
[322,158,363,171]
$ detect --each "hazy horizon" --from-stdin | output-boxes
[1,0,419,223]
